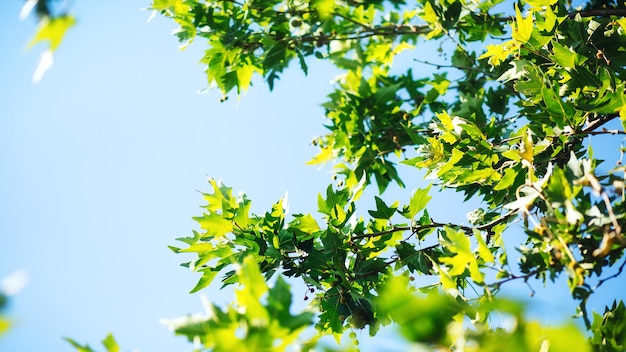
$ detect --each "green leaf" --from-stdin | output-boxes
[421,2,439,24]
[439,227,484,283]
[313,0,335,19]
[264,42,287,69]
[474,229,495,263]
[479,41,516,67]
[102,333,119,352]
[296,48,308,76]
[28,15,76,51]
[193,211,233,239]
[515,64,544,103]
[378,276,461,344]
[0,316,8,336]
[235,257,269,323]
[374,83,402,105]
[368,196,398,220]
[542,85,573,127]
[549,41,578,69]
[590,300,626,351]
[318,185,349,216]
[267,276,314,330]
[512,5,533,44]
[64,338,97,352]
[493,167,518,191]
[525,0,558,7]
[396,242,432,274]
[400,185,432,219]
[289,214,321,238]
[151,0,191,13]
[189,267,221,293]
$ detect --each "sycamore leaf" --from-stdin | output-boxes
[318,185,350,216]
[550,42,578,69]
[0,317,9,336]
[189,267,220,293]
[439,227,484,283]
[151,0,190,13]
[236,64,257,93]
[400,185,432,219]
[436,263,457,292]
[368,197,398,220]
[474,229,495,263]
[525,0,558,7]
[421,2,439,24]
[193,211,233,238]
[313,0,335,19]
[479,41,516,67]
[235,257,269,323]
[289,213,321,236]
[542,85,573,127]
[519,128,534,166]
[266,276,314,331]
[307,145,334,165]
[64,338,97,352]
[494,167,518,191]
[512,5,533,45]
[28,15,76,51]
[101,333,119,352]
[498,59,530,82]
[374,83,402,105]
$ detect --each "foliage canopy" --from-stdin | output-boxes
[20,0,626,350]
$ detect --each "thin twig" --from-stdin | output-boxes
[592,257,626,292]
[578,127,626,136]
[581,114,619,133]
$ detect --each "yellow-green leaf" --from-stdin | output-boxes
[235,257,269,324]
[512,5,533,44]
[478,41,516,67]
[0,317,9,336]
[313,0,335,19]
[101,333,119,352]
[28,15,76,51]
[421,2,439,24]
[494,167,518,191]
[194,211,233,238]
[525,0,558,8]
[474,229,495,263]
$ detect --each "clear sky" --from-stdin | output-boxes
[0,2,336,350]
[1,2,625,352]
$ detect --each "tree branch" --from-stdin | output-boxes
[592,257,626,292]
[578,127,626,136]
[568,8,626,18]
[351,210,516,241]
[581,114,619,133]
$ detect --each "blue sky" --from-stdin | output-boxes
[1,1,625,351]
[0,2,337,350]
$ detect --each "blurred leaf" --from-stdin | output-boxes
[28,15,75,51]
[101,333,119,352]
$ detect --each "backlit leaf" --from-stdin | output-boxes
[28,15,76,51]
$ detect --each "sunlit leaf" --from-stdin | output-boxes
[28,15,76,51]
[400,185,432,219]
